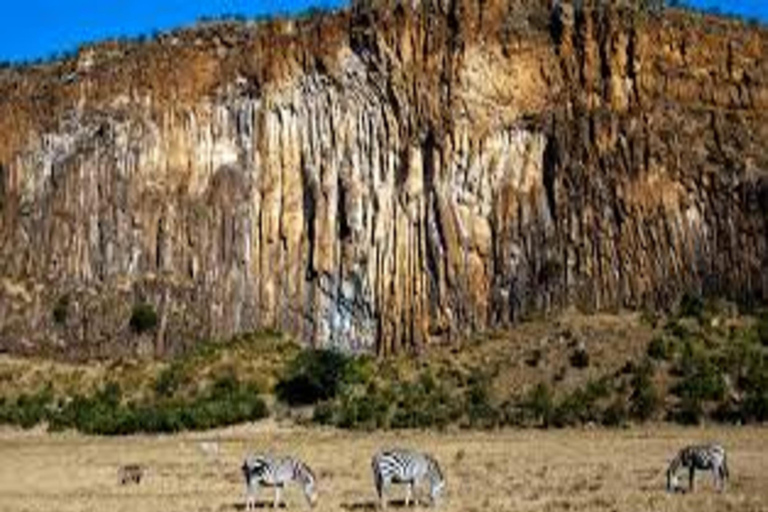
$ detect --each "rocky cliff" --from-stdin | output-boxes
[0,0,766,358]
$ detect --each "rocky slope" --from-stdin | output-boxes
[0,0,766,358]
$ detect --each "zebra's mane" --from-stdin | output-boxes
[294,457,316,482]
[667,451,682,473]
[425,454,444,482]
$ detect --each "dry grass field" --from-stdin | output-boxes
[0,422,766,512]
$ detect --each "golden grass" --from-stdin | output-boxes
[0,423,765,512]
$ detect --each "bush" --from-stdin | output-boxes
[53,295,69,325]
[670,343,725,424]
[1,385,55,429]
[521,383,555,427]
[552,378,611,427]
[740,356,768,423]
[312,401,336,425]
[665,319,689,340]
[629,359,660,422]
[153,364,189,398]
[672,347,725,402]
[464,370,500,428]
[569,348,590,369]
[6,376,268,435]
[602,397,629,427]
[335,384,393,430]
[678,292,704,320]
[130,303,158,334]
[757,313,768,347]
[639,309,660,328]
[390,372,460,430]
[647,336,669,361]
[276,349,353,406]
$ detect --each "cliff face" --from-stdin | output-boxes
[0,1,767,358]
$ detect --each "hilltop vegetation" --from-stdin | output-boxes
[0,296,766,434]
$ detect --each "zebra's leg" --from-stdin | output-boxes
[246,483,259,511]
[714,464,726,492]
[405,481,413,507]
[689,466,696,492]
[379,477,388,510]
[274,484,283,509]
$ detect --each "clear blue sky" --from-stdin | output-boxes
[0,1,765,64]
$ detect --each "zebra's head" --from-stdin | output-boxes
[426,456,446,504]
[666,467,679,493]
[298,461,318,507]
[242,454,269,488]
[666,452,683,493]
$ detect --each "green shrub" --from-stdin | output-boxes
[665,319,689,340]
[153,364,189,398]
[639,308,660,328]
[52,295,69,325]
[678,292,704,320]
[553,378,610,427]
[672,348,725,403]
[276,349,353,406]
[671,396,705,425]
[629,359,660,422]
[312,401,336,425]
[521,383,555,427]
[336,384,392,430]
[5,385,55,429]
[390,372,460,430]
[130,303,158,334]
[464,370,499,428]
[740,356,768,423]
[602,397,629,427]
[42,377,268,435]
[647,336,669,361]
[669,343,726,425]
[757,313,768,347]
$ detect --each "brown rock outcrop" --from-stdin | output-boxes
[0,1,766,358]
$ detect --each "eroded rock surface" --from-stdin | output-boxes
[0,1,766,358]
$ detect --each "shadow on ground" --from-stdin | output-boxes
[226,501,288,510]
[342,499,426,510]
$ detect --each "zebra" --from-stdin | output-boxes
[117,464,144,485]
[666,443,729,493]
[242,453,318,509]
[371,449,445,508]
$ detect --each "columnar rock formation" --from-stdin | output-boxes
[0,1,766,358]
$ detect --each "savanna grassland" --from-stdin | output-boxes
[0,422,766,512]
[0,306,766,511]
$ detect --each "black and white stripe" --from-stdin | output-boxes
[667,443,729,493]
[242,453,318,509]
[371,449,445,507]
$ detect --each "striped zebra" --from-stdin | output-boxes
[666,443,729,493]
[241,453,318,509]
[371,449,445,508]
[117,464,144,485]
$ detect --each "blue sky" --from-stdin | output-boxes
[0,1,765,63]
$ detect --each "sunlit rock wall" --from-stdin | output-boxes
[0,1,766,358]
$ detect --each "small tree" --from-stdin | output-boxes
[130,303,158,334]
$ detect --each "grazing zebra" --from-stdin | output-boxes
[371,449,445,508]
[117,464,144,485]
[242,453,318,509]
[666,443,729,493]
